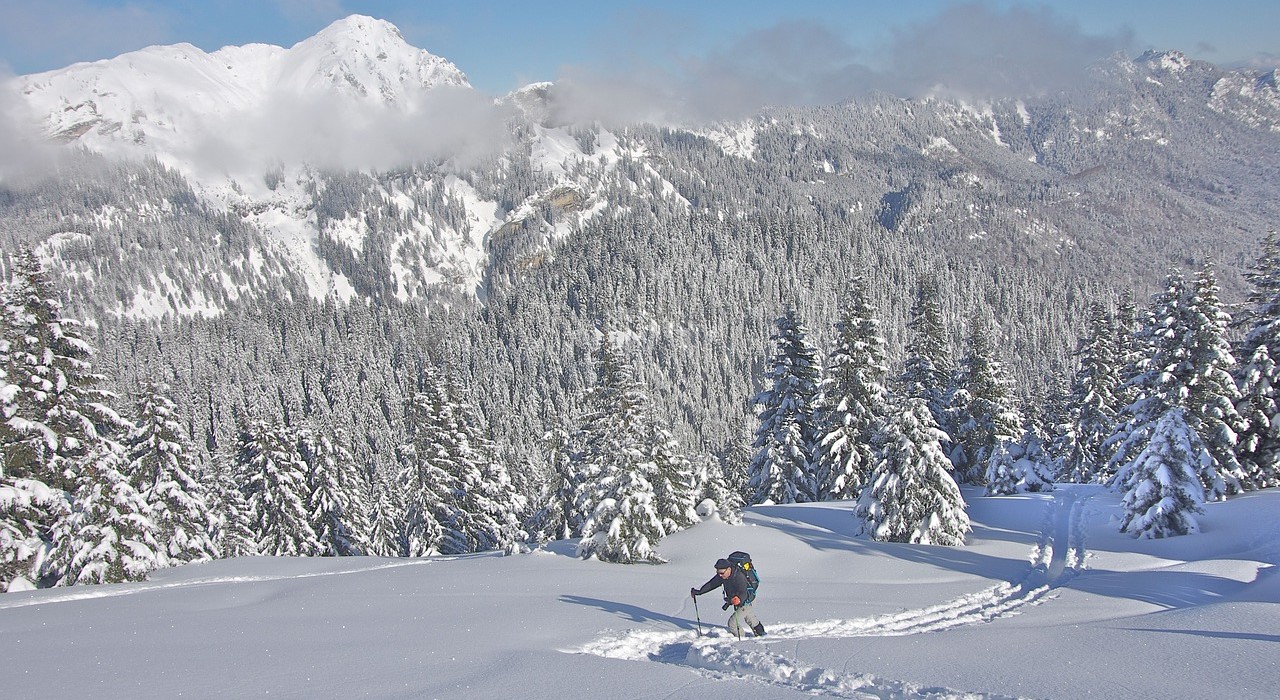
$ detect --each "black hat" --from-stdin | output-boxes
[714,558,732,569]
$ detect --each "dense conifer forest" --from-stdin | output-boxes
[4,50,1280,589]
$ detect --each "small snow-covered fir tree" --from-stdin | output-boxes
[649,424,699,535]
[1116,408,1207,539]
[1,250,131,587]
[1013,425,1056,493]
[983,440,1021,496]
[692,453,744,525]
[857,398,970,546]
[300,427,371,556]
[397,377,453,556]
[1,474,60,591]
[577,466,666,564]
[238,419,318,557]
[209,457,257,559]
[900,275,954,441]
[1236,234,1280,489]
[574,332,665,564]
[812,275,889,501]
[449,398,527,555]
[1109,269,1245,502]
[49,438,161,586]
[1236,342,1280,489]
[405,366,527,555]
[528,427,582,542]
[366,480,404,557]
[125,381,219,565]
[985,425,1056,496]
[949,321,1023,485]
[1183,264,1248,497]
[1058,303,1121,483]
[748,306,822,504]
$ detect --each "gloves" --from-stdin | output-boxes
[731,596,741,607]
[690,588,698,598]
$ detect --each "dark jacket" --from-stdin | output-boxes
[694,568,749,607]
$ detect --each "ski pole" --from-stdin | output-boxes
[692,593,703,637]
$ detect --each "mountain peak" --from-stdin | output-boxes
[1136,49,1194,74]
[300,15,407,52]
[277,15,469,101]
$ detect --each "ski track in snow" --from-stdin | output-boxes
[574,490,1092,699]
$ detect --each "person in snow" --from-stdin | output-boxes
[691,558,766,637]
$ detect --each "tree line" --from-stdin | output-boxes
[7,230,1280,590]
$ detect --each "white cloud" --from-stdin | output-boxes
[0,70,57,181]
[545,3,1134,125]
[181,85,513,175]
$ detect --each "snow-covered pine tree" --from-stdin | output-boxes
[0,473,59,591]
[237,419,318,557]
[48,438,161,585]
[1,250,130,587]
[300,427,371,556]
[747,306,822,505]
[900,275,954,441]
[1116,408,1207,539]
[0,249,126,486]
[1183,264,1248,497]
[648,422,699,535]
[1235,233,1280,489]
[396,387,449,557]
[720,439,754,509]
[983,440,1021,496]
[574,331,665,564]
[406,365,526,555]
[856,397,970,546]
[1106,275,1186,490]
[448,390,527,554]
[528,427,582,543]
[811,275,889,501]
[692,453,744,525]
[1013,423,1056,493]
[950,321,1023,485]
[210,459,257,559]
[125,381,219,565]
[1110,290,1145,431]
[0,287,47,590]
[986,422,1057,496]
[366,480,404,557]
[1107,270,1243,502]
[1057,303,1120,483]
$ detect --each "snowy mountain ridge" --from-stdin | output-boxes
[6,18,1280,325]
[11,15,638,314]
[19,15,469,151]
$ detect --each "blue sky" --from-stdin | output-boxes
[1,0,1276,95]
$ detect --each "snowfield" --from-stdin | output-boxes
[3,484,1279,699]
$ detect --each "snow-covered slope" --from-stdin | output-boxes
[9,24,1280,323]
[3,487,1279,699]
[11,15,635,314]
[18,15,469,154]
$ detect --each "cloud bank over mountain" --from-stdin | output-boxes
[0,70,57,181]
[0,5,1180,178]
[553,4,1135,124]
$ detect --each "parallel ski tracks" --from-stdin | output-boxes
[577,489,1094,699]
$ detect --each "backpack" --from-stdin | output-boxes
[727,551,760,604]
